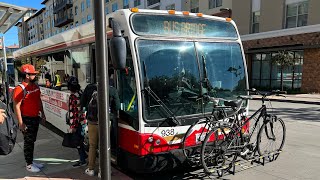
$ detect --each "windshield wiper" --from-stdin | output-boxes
[201,55,213,94]
[142,61,180,126]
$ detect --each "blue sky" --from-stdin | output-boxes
[1,0,43,46]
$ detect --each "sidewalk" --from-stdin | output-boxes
[252,93,320,105]
[0,125,131,180]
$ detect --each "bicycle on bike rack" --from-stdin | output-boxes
[181,95,244,166]
[200,88,286,177]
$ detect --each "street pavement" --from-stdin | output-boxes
[0,93,319,180]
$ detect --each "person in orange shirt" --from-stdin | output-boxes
[13,64,46,173]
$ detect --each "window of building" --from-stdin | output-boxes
[87,14,92,22]
[75,6,78,15]
[105,7,109,14]
[82,17,86,24]
[285,0,308,28]
[112,3,118,12]
[81,1,85,12]
[190,0,199,13]
[66,25,69,30]
[252,11,260,33]
[251,51,303,90]
[86,0,90,8]
[147,0,160,6]
[209,0,222,9]
[106,0,109,3]
[134,0,141,6]
[70,23,74,29]
[151,5,160,10]
[166,4,175,10]
[123,0,129,8]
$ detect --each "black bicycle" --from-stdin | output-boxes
[201,89,286,176]
[181,95,243,166]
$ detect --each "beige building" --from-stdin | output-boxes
[201,0,320,93]
[16,10,37,48]
[17,0,188,47]
[16,0,320,92]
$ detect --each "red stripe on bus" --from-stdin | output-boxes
[118,118,250,156]
[119,127,180,156]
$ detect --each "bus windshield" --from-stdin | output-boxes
[138,40,246,121]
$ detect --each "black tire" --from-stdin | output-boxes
[257,117,286,156]
[201,126,238,176]
[182,118,211,166]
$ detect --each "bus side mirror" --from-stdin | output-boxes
[109,18,126,70]
[110,37,126,70]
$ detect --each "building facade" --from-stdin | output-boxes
[202,0,320,93]
[16,0,320,92]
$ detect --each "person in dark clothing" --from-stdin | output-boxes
[44,71,52,88]
[83,69,120,177]
[44,71,51,82]
[80,83,97,110]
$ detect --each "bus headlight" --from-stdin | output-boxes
[148,136,154,143]
[155,139,161,145]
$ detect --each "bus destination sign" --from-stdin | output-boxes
[163,21,206,36]
[132,14,238,38]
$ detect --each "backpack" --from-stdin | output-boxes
[86,90,98,122]
[0,100,18,155]
[9,84,33,110]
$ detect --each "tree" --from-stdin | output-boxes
[271,50,295,91]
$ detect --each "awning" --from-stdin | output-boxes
[0,2,34,34]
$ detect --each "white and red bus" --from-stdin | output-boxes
[13,9,249,173]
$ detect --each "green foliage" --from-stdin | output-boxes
[271,51,296,91]
[271,50,295,68]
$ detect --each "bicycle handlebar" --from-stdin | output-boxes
[246,88,287,97]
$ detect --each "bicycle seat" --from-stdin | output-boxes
[224,99,242,108]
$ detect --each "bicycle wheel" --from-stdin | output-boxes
[257,117,286,156]
[182,118,211,166]
[201,126,238,176]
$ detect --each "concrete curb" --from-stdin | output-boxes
[252,97,320,105]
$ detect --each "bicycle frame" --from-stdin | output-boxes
[225,99,274,155]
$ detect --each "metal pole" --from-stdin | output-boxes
[93,0,111,180]
[2,37,7,73]
[1,36,9,104]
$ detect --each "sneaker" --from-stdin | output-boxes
[72,161,86,168]
[26,164,41,173]
[85,168,95,176]
[33,162,44,169]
